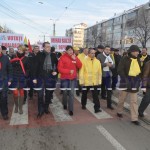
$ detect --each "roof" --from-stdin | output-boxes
[85,2,148,30]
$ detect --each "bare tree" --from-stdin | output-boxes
[91,25,105,47]
[133,6,150,48]
[91,25,98,47]
[0,24,14,33]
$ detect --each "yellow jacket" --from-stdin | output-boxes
[77,53,87,79]
[79,56,102,86]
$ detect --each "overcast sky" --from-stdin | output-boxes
[0,0,148,43]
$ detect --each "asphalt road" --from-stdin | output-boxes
[0,120,150,150]
[0,91,150,150]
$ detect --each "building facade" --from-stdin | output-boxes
[0,25,14,33]
[84,2,150,52]
[66,23,87,48]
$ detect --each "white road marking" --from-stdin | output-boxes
[75,96,113,119]
[10,100,28,125]
[97,125,126,150]
[49,93,73,122]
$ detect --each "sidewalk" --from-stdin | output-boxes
[112,90,150,124]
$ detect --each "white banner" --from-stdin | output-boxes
[0,33,24,48]
[50,36,72,52]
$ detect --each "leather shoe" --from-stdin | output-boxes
[138,113,144,118]
[37,112,44,118]
[82,105,86,110]
[117,113,123,118]
[3,115,9,120]
[69,111,73,116]
[95,109,102,113]
[131,121,140,126]
[45,110,50,114]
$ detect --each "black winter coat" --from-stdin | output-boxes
[117,55,142,93]
[138,54,150,71]
[28,52,39,78]
[33,51,58,88]
[111,54,121,77]
[0,54,12,90]
[10,55,29,89]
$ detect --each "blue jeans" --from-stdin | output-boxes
[61,79,77,112]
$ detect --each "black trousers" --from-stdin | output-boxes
[29,88,34,98]
[38,89,53,113]
[76,80,82,96]
[24,88,33,101]
[101,78,106,98]
[138,89,150,114]
[112,75,118,89]
[81,86,100,111]
[0,90,8,117]
[101,76,112,107]
[24,79,33,101]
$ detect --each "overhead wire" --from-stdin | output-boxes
[0,5,46,33]
[0,0,50,34]
[55,0,76,21]
[0,0,77,36]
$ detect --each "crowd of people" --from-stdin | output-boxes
[0,42,150,126]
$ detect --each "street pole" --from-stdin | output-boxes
[53,23,55,36]
[44,35,45,42]
[50,19,58,37]
[39,35,50,42]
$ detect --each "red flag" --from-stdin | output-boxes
[28,39,32,52]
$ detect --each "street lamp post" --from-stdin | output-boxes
[50,19,59,36]
[53,23,55,36]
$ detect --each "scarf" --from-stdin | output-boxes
[103,52,114,71]
[141,55,147,66]
[111,54,115,63]
[43,51,52,71]
[128,58,141,76]
[10,53,26,75]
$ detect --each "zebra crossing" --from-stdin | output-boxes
[0,92,116,127]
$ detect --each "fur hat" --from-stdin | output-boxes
[97,45,104,49]
[128,45,140,52]
[1,46,7,50]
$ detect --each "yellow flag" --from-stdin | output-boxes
[24,36,28,45]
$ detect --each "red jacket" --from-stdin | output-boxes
[58,53,82,80]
